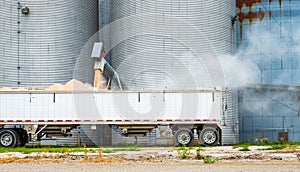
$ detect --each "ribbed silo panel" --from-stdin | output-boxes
[0,0,98,87]
[110,0,235,90]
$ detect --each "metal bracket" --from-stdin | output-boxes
[31,124,48,140]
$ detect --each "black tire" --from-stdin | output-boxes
[0,129,19,147]
[198,127,219,146]
[19,129,28,147]
[174,128,194,147]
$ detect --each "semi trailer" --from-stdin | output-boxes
[0,87,230,147]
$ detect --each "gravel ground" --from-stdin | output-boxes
[0,146,299,172]
[1,161,300,172]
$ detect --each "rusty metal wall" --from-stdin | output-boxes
[236,0,300,142]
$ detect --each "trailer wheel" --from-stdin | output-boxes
[0,129,19,147]
[174,128,194,146]
[198,127,219,146]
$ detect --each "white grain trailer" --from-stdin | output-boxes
[0,87,236,147]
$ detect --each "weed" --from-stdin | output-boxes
[240,146,250,151]
[260,138,269,145]
[203,157,217,163]
[195,147,203,159]
[177,145,191,159]
[83,144,88,160]
[98,147,103,158]
[238,142,250,151]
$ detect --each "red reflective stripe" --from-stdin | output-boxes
[48,120,54,122]
[194,119,201,121]
[7,120,13,122]
[66,120,72,122]
[156,119,163,122]
[175,119,181,122]
[57,120,63,122]
[16,120,22,122]
[134,120,141,122]
[125,120,131,122]
[166,119,172,122]
[0,120,4,122]
[106,120,113,122]
[143,120,150,122]
[38,120,45,122]
[75,120,81,122]
[203,119,209,121]
[25,120,31,122]
[116,120,122,122]
[97,120,104,122]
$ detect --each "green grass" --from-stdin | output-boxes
[264,145,287,150]
[0,145,140,154]
[0,147,94,154]
[233,141,251,151]
[236,139,300,151]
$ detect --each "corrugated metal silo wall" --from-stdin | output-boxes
[0,0,98,87]
[236,0,300,142]
[110,0,235,90]
[222,89,239,145]
[99,0,111,63]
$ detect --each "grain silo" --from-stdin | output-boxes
[0,0,98,87]
[109,0,236,90]
[105,0,239,145]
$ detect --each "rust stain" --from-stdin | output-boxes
[236,0,244,11]
[279,0,282,8]
[236,0,285,41]
[279,0,282,16]
[237,10,271,41]
[236,0,294,42]
[236,0,263,11]
[237,10,267,25]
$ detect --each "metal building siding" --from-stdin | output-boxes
[236,0,300,142]
[238,86,300,142]
[0,0,98,87]
[110,0,235,90]
[236,0,300,86]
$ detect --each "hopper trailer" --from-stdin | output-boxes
[0,88,229,147]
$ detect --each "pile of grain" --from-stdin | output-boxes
[0,79,95,91]
[46,79,93,91]
[0,87,14,91]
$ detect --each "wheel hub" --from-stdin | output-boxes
[203,131,216,144]
[177,131,191,145]
[1,133,13,146]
